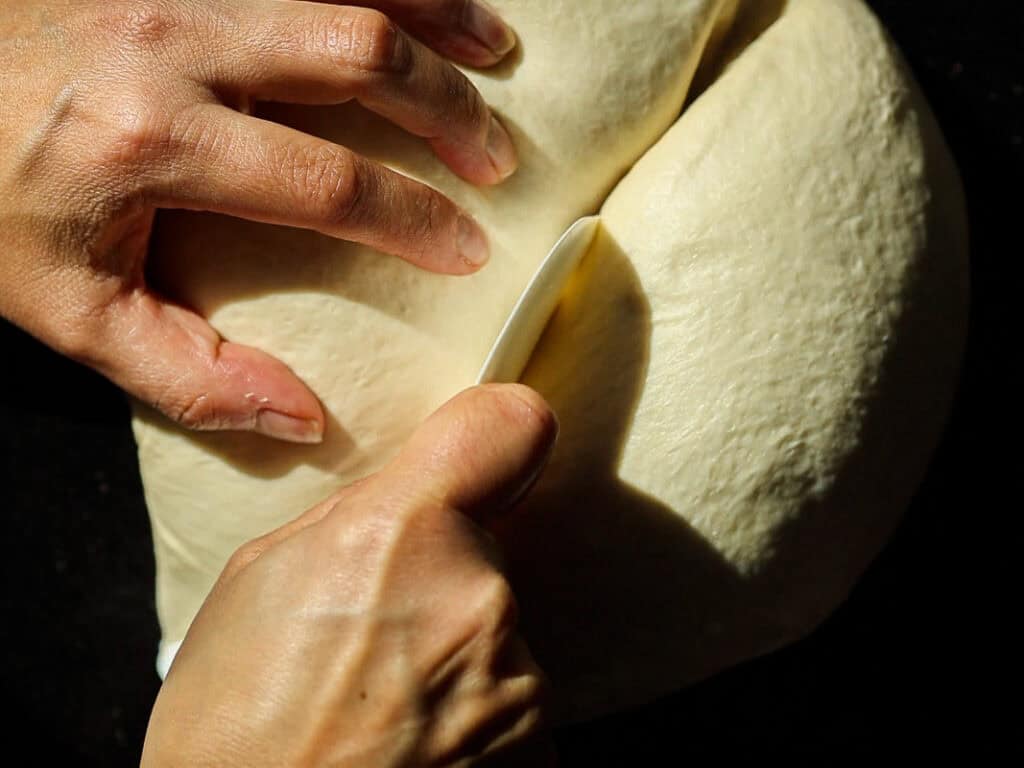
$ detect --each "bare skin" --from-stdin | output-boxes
[0,0,518,443]
[142,384,560,767]
[2,5,550,762]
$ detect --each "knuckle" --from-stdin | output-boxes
[225,539,266,576]
[424,190,449,240]
[154,387,214,431]
[444,66,488,126]
[97,100,174,169]
[104,0,181,50]
[411,187,449,246]
[332,9,412,76]
[166,104,225,161]
[477,573,519,635]
[295,147,365,229]
[395,502,459,556]
[173,393,212,430]
[507,673,549,723]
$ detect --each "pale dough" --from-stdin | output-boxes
[133,0,968,721]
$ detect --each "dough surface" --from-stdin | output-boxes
[133,0,968,720]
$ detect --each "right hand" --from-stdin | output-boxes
[0,0,518,443]
[141,384,559,767]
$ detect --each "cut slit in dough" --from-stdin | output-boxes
[134,0,968,722]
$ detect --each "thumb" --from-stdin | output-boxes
[223,384,559,571]
[383,384,559,522]
[93,291,324,443]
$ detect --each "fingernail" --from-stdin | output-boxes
[255,410,323,444]
[504,437,557,513]
[463,0,517,58]
[457,215,490,268]
[506,411,559,510]
[485,115,518,180]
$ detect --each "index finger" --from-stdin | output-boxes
[159,104,491,274]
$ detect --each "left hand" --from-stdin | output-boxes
[0,0,518,443]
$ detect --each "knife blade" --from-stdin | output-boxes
[476,216,601,385]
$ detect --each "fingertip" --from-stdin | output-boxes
[427,35,506,69]
[456,214,491,270]
[387,384,558,517]
[199,342,326,443]
[444,384,558,510]
[485,115,518,181]
[479,383,559,451]
[430,114,518,188]
[429,142,509,191]
[384,1,517,70]
[416,206,490,275]
[462,0,518,60]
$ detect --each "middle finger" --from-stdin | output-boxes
[196,1,517,185]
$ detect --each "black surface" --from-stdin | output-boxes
[1,1,1019,763]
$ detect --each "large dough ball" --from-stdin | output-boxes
[133,0,968,721]
[510,0,968,720]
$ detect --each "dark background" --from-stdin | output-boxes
[1,1,1018,762]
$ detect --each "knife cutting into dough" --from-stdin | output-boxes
[477,216,601,385]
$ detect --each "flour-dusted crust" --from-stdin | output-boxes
[134,0,968,720]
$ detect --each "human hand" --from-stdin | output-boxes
[0,0,517,443]
[141,384,559,767]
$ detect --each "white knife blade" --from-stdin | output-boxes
[476,216,601,385]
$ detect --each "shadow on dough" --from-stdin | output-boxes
[506,231,761,722]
